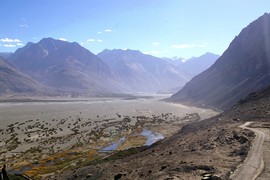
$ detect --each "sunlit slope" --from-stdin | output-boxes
[8,38,122,93]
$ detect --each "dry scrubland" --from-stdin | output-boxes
[0,96,218,178]
[58,87,270,180]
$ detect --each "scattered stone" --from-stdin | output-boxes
[201,177,211,180]
[238,135,248,144]
[211,175,222,180]
[114,173,123,180]
[203,173,212,177]
[86,173,92,178]
[159,165,167,171]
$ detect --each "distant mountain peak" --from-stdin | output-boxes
[98,49,190,93]
[35,37,82,50]
[171,56,185,61]
[39,37,55,42]
[37,37,67,51]
[175,52,219,78]
[104,48,142,54]
[204,52,219,56]
[197,53,218,60]
[8,38,120,93]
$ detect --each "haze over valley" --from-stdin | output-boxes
[1,37,220,96]
[1,1,270,179]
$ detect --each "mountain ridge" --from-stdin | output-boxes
[170,13,270,109]
[177,52,219,78]
[98,49,190,93]
[8,38,122,93]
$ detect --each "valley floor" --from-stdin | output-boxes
[0,96,218,179]
[57,117,255,180]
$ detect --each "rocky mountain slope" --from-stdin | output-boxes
[0,57,45,95]
[98,49,190,93]
[170,13,270,109]
[8,38,121,93]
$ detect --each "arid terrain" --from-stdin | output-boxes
[0,2,269,180]
[0,95,218,179]
[2,90,270,180]
[255,122,270,180]
[58,116,254,180]
[56,87,270,180]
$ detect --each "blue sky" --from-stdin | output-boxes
[0,0,269,58]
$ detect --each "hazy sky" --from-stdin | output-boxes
[1,0,269,58]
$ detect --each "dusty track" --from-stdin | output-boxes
[231,122,265,180]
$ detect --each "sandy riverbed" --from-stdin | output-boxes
[0,95,219,178]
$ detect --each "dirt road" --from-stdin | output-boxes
[231,122,265,180]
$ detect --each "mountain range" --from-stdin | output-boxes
[0,38,221,96]
[98,49,189,93]
[2,38,218,96]
[8,38,122,93]
[163,53,219,79]
[162,56,185,67]
[170,13,270,109]
[177,53,220,78]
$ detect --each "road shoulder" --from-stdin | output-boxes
[231,122,265,180]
